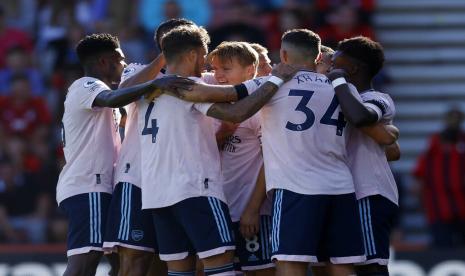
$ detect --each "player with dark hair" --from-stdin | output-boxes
[57,33,192,276]
[139,25,297,276]
[327,36,400,276]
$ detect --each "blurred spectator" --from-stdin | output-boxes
[0,156,51,243]
[317,4,375,49]
[0,47,45,96]
[414,108,465,248]
[138,0,211,34]
[0,5,33,69]
[118,25,149,64]
[0,73,51,137]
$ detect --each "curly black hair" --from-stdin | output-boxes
[337,36,385,79]
[155,18,196,50]
[76,33,120,65]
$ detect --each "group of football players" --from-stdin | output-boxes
[57,18,400,276]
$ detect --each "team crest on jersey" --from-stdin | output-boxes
[83,80,96,88]
[131,230,144,241]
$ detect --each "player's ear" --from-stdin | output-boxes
[246,64,256,79]
[315,52,323,64]
[280,49,288,63]
[187,49,197,63]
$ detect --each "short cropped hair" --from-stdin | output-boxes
[281,29,321,60]
[161,25,210,63]
[154,18,195,50]
[337,36,385,79]
[76,33,120,65]
[208,41,259,68]
[249,43,269,56]
[321,45,335,55]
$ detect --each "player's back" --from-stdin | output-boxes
[245,70,354,195]
[57,77,120,204]
[138,78,224,209]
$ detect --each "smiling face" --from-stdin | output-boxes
[211,56,255,85]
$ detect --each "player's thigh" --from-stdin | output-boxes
[166,254,197,272]
[275,260,308,276]
[324,193,365,264]
[118,247,154,276]
[234,215,275,272]
[271,189,327,263]
[245,267,275,276]
[174,197,235,262]
[64,251,103,276]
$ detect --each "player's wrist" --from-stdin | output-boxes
[267,75,284,87]
[331,77,347,89]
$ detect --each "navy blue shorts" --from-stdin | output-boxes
[271,189,365,264]
[104,182,157,253]
[60,192,111,256]
[151,196,235,261]
[358,195,398,266]
[233,215,274,271]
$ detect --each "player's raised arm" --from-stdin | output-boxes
[360,123,399,146]
[119,54,166,88]
[327,69,379,127]
[93,76,194,108]
[204,63,297,123]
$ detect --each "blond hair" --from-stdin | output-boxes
[208,41,259,68]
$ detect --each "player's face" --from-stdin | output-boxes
[103,48,127,85]
[257,53,272,77]
[316,53,332,75]
[331,50,355,80]
[193,46,208,77]
[211,57,254,85]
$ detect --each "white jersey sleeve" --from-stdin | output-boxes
[201,72,218,85]
[77,79,109,110]
[361,91,395,123]
[120,63,148,84]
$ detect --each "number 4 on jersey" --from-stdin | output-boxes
[142,102,159,143]
[320,95,346,136]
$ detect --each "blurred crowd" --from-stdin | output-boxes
[0,0,378,244]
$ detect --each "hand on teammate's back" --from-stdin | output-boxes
[326,68,347,81]
[239,208,260,239]
[146,75,195,101]
[271,63,299,81]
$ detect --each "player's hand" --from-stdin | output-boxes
[144,88,163,102]
[239,208,260,239]
[151,75,195,94]
[271,63,298,82]
[327,68,347,81]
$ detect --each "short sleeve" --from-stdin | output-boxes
[77,79,110,110]
[362,92,396,122]
[120,63,147,84]
[193,102,214,115]
[240,76,270,94]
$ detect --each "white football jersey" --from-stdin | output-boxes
[217,114,271,222]
[139,77,225,209]
[113,64,165,188]
[57,77,121,204]
[347,90,399,205]
[241,70,357,195]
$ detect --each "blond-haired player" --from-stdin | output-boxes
[209,41,275,275]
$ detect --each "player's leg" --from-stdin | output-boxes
[355,195,398,276]
[60,192,112,276]
[63,251,103,276]
[105,252,119,276]
[271,189,327,276]
[152,205,197,276]
[103,182,157,276]
[310,265,328,276]
[234,215,275,276]
[176,197,236,276]
[146,254,168,276]
[324,193,366,276]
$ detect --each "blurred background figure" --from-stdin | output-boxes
[413,108,465,248]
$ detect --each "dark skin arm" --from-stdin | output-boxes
[386,142,401,161]
[327,69,379,127]
[93,76,194,108]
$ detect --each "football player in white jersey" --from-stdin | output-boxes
[316,45,334,75]
[327,36,400,276]
[163,29,368,276]
[57,33,193,276]
[102,18,196,276]
[209,41,275,275]
[139,25,297,276]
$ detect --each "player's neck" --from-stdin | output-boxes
[165,64,194,77]
[351,78,372,93]
[288,61,315,72]
[84,68,111,87]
